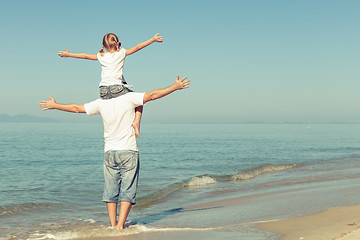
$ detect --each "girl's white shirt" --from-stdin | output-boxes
[97,48,127,87]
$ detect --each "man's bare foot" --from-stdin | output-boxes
[132,122,140,137]
[117,223,127,230]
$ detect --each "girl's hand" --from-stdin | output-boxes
[173,75,190,90]
[58,48,71,57]
[153,33,164,43]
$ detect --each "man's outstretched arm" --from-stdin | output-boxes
[39,96,86,113]
[143,75,190,104]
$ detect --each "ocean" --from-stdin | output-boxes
[1,122,360,240]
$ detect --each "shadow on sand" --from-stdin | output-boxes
[131,206,222,225]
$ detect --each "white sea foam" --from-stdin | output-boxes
[186,175,217,187]
[77,218,96,224]
[28,224,217,240]
[232,164,297,181]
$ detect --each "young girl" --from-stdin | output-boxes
[58,33,164,137]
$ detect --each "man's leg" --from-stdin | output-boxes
[106,202,118,227]
[103,151,122,227]
[116,150,139,230]
[117,201,132,229]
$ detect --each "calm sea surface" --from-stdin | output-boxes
[1,122,360,239]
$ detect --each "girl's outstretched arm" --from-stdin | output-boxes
[126,33,164,56]
[58,48,98,60]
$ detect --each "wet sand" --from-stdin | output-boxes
[38,190,360,240]
[258,204,360,240]
[19,160,360,240]
[84,178,360,240]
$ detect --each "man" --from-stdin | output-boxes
[39,75,190,229]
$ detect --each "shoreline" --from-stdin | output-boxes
[257,204,360,240]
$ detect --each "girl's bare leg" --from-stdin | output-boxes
[132,106,143,137]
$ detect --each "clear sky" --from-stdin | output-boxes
[1,0,360,123]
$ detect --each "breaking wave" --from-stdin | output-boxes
[136,163,298,208]
[0,202,63,216]
[231,164,298,181]
[186,175,217,187]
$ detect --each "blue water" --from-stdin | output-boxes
[1,122,360,239]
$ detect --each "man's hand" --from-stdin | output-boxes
[58,48,71,57]
[39,96,86,113]
[173,75,190,90]
[39,96,56,111]
[153,33,164,43]
[143,75,190,104]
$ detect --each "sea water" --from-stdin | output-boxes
[1,122,360,239]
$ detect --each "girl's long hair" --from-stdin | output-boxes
[99,33,121,53]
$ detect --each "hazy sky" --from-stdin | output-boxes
[1,0,360,123]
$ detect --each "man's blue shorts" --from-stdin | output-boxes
[102,150,139,204]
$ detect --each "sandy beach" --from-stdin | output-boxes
[3,123,360,240]
[258,204,360,240]
[71,195,360,240]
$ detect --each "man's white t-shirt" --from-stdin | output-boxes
[97,48,127,86]
[84,92,145,152]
